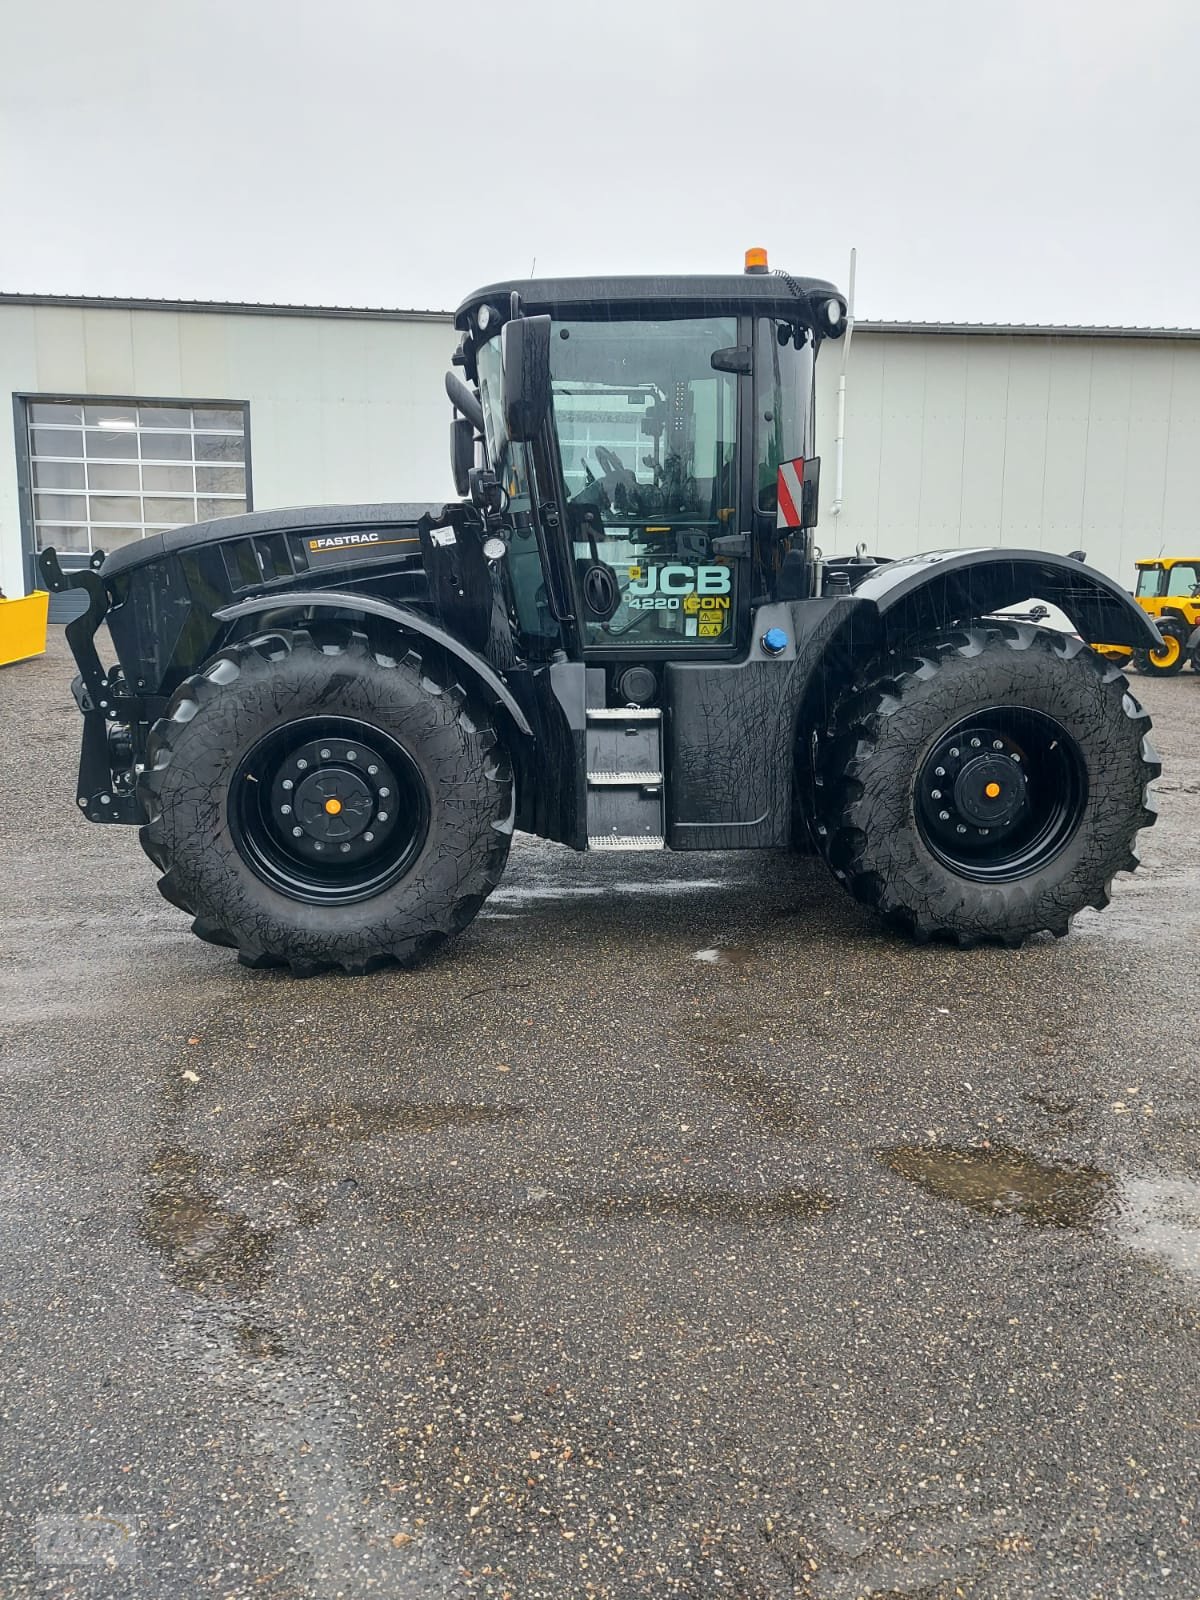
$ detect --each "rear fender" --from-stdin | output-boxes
[850,548,1162,651]
[213,589,534,738]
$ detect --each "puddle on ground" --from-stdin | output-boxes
[490,879,728,905]
[693,945,755,967]
[142,1146,275,1295]
[879,1144,1113,1228]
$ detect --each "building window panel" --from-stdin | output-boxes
[90,495,142,523]
[35,492,87,522]
[33,523,90,552]
[32,460,86,490]
[25,397,248,557]
[29,403,83,426]
[87,462,141,491]
[83,404,137,428]
[138,431,192,461]
[194,432,244,462]
[138,406,192,429]
[31,428,84,459]
[85,428,139,459]
[143,495,195,524]
[197,497,245,520]
[195,463,244,493]
[193,407,244,431]
[143,464,195,492]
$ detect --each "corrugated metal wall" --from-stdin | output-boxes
[815,332,1200,580]
[0,302,455,602]
[4,304,1200,602]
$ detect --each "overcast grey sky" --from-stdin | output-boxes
[2,0,1198,325]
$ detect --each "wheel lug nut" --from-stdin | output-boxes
[931,789,942,800]
[367,765,379,776]
[980,827,990,835]
[939,810,951,821]
[280,804,292,815]
[292,826,303,837]
[313,842,323,851]
[378,787,390,798]
[949,746,960,758]
[993,740,1004,751]
[296,759,308,770]
[282,778,294,791]
[956,824,967,834]
[934,766,946,778]
[320,748,331,759]
[346,749,357,760]
[377,811,389,823]
[340,843,351,853]
[1011,753,1021,763]
[364,830,375,842]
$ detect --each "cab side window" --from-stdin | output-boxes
[1166,564,1200,597]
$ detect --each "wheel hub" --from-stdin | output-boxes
[231,717,429,905]
[270,737,400,862]
[915,710,1087,883]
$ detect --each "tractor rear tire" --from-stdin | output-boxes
[138,627,514,974]
[815,624,1159,946]
[1133,618,1188,675]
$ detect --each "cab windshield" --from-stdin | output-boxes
[551,317,739,649]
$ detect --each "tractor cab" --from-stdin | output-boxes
[451,256,847,666]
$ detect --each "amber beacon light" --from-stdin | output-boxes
[744,246,769,274]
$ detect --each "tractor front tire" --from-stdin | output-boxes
[1133,618,1188,675]
[138,628,514,974]
[816,624,1159,946]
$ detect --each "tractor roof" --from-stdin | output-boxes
[454,274,844,331]
[1135,556,1200,567]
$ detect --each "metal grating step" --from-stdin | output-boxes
[588,834,666,850]
[586,707,662,721]
[587,770,664,786]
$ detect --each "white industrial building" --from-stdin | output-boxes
[2,291,1198,614]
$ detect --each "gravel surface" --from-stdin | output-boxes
[1,630,1197,1599]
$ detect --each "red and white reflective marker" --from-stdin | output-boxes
[777,457,805,529]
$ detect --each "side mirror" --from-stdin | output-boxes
[711,344,752,375]
[801,456,820,529]
[450,417,474,498]
[500,315,552,442]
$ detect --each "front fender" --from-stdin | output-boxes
[213,589,533,737]
[851,548,1161,651]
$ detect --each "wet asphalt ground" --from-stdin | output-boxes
[1,630,1198,1600]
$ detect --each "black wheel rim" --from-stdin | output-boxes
[915,707,1087,883]
[229,717,430,905]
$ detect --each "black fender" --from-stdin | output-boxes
[212,589,534,737]
[850,548,1162,651]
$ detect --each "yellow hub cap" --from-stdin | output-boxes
[1152,636,1181,666]
[324,797,343,815]
[985,781,1002,799]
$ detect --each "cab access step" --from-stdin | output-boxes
[586,706,665,849]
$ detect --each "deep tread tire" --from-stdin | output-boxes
[138,628,514,974]
[1133,617,1188,675]
[815,624,1160,947]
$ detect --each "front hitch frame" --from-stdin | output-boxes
[38,548,141,824]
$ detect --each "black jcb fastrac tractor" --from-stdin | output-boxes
[42,253,1162,974]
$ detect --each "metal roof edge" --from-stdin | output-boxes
[855,319,1200,340]
[0,292,453,323]
[1,294,1197,341]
